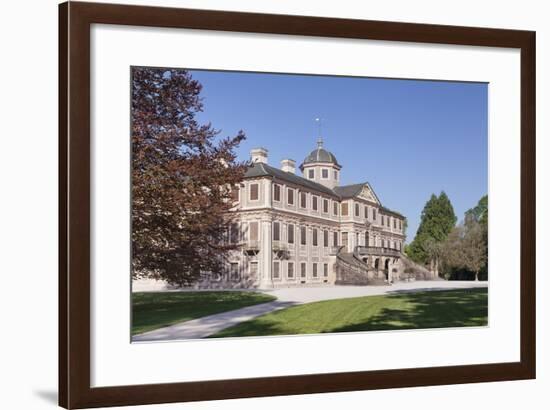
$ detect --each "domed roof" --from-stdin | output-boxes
[300,138,340,169]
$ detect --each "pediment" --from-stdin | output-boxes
[357,184,380,204]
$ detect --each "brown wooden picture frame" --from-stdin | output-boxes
[59,2,536,408]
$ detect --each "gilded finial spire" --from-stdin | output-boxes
[317,137,323,148]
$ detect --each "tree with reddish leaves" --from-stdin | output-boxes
[131,67,247,286]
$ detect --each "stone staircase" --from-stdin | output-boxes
[400,254,440,281]
[335,250,389,286]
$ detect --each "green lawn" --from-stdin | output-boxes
[132,291,276,335]
[210,288,488,338]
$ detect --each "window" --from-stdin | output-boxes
[333,231,338,246]
[323,230,329,247]
[229,223,239,244]
[333,202,339,216]
[273,222,280,241]
[322,169,329,179]
[231,186,239,203]
[249,221,259,242]
[287,188,294,205]
[312,196,318,211]
[365,206,369,219]
[387,217,390,227]
[334,170,338,179]
[230,263,239,280]
[287,224,294,244]
[300,262,306,278]
[355,203,360,217]
[365,232,369,247]
[300,191,307,208]
[249,183,259,201]
[394,218,397,229]
[250,261,258,276]
[381,215,385,226]
[323,198,329,213]
[312,263,318,278]
[300,226,307,245]
[342,232,348,248]
[273,261,280,279]
[341,203,349,216]
[372,208,377,221]
[313,228,318,246]
[323,263,328,277]
[399,220,402,230]
[273,184,281,202]
[287,262,294,278]
[308,169,315,179]
[241,223,248,242]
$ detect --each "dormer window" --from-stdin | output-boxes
[308,169,315,179]
[322,169,329,179]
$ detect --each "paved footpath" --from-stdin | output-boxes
[132,281,488,342]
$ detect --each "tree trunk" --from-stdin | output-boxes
[474,271,479,281]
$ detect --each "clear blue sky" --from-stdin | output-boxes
[189,69,488,242]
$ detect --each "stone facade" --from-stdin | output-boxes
[219,140,413,288]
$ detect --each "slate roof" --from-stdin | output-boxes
[300,147,341,168]
[380,206,405,218]
[243,163,404,219]
[244,162,337,196]
[333,183,366,199]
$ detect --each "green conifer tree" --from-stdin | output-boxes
[406,192,457,268]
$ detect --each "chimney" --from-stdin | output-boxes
[281,159,296,174]
[250,147,268,164]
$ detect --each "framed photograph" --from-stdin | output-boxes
[59,1,536,408]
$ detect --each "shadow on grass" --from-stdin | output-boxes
[331,289,487,332]
[211,288,488,338]
[331,288,488,333]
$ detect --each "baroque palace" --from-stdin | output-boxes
[220,139,430,289]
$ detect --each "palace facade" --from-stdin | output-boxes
[220,139,422,289]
